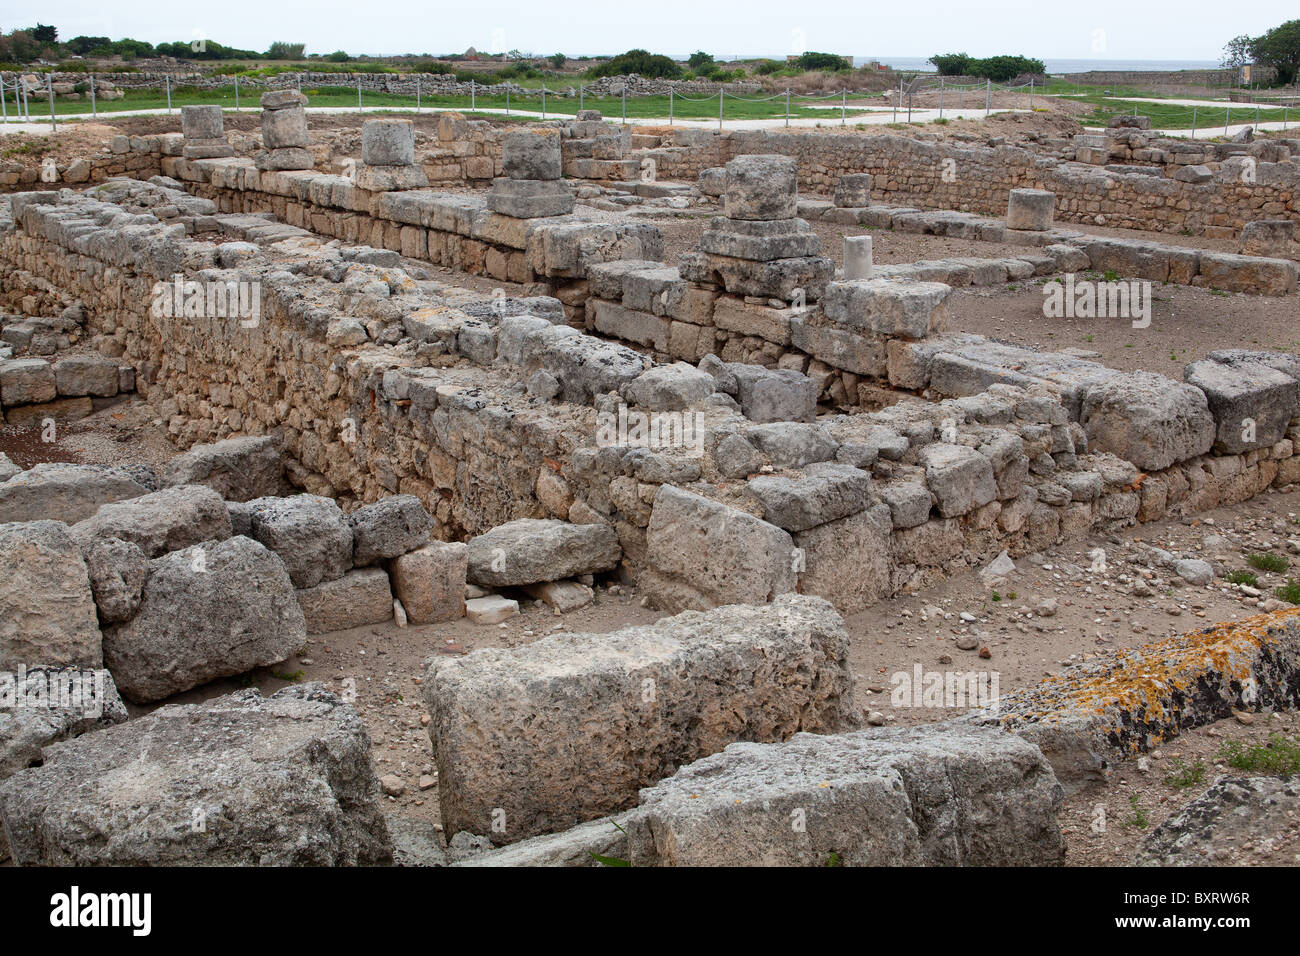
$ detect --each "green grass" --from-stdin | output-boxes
[1164,757,1208,790]
[1274,579,1300,604]
[1122,794,1150,830]
[1218,733,1300,775]
[1248,552,1290,574]
[1057,90,1292,131]
[1226,569,1260,587]
[9,84,878,123]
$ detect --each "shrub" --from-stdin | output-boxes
[1218,734,1300,774]
[1248,551,1289,573]
[796,51,851,72]
[588,49,683,79]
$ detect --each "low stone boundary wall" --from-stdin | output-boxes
[641,129,1300,237]
[163,155,661,311]
[0,133,177,190]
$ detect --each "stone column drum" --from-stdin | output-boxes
[181,105,234,159]
[678,154,834,301]
[486,128,574,219]
[834,173,873,208]
[1006,188,1055,231]
[355,119,429,191]
[844,235,873,280]
[256,90,313,171]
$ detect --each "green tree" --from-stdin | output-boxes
[67,35,112,56]
[30,24,58,45]
[1221,34,1254,69]
[589,49,683,79]
[970,54,1045,81]
[796,51,850,71]
[266,41,307,60]
[326,50,350,62]
[548,52,566,68]
[1250,19,1300,86]
[929,52,972,75]
[688,50,714,70]
[5,30,44,62]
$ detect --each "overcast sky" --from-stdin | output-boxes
[6,1,1294,61]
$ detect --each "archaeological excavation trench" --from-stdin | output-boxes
[0,95,1298,866]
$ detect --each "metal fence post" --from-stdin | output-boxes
[984,78,990,117]
[416,74,420,112]
[357,74,362,111]
[669,86,674,125]
[541,84,546,119]
[621,85,625,124]
[234,74,239,111]
[718,88,723,131]
[785,87,790,127]
[505,85,509,116]
[1,75,6,124]
[47,73,57,130]
[165,74,171,113]
[841,88,846,125]
[938,76,944,119]
[579,84,584,111]
[90,73,96,117]
[1029,77,1033,111]
[1255,103,1260,130]
[471,78,475,111]
[1225,104,1230,136]
[1191,107,1197,139]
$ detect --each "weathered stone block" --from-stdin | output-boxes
[391,542,468,624]
[297,568,393,634]
[724,154,798,221]
[103,536,305,702]
[361,118,415,166]
[0,521,102,670]
[643,485,797,611]
[424,594,859,843]
[0,684,392,865]
[1080,372,1215,471]
[625,721,1063,866]
[466,518,620,587]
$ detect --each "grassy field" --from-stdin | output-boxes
[1066,96,1292,130]
[6,85,878,123]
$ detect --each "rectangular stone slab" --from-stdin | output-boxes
[423,594,860,844]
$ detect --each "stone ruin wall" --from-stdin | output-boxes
[642,129,1300,237]
[7,180,1300,619]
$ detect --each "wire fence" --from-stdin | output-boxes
[0,71,1292,138]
